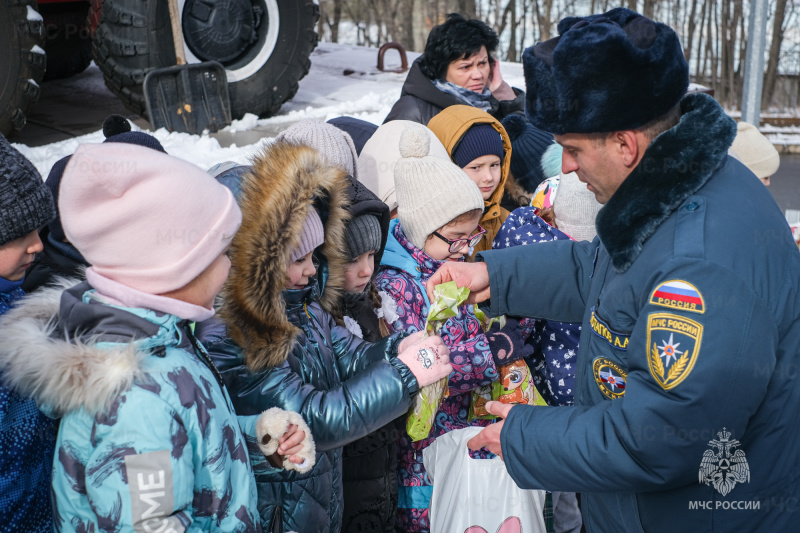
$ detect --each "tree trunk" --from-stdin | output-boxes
[685,0,698,62]
[506,0,517,62]
[762,0,789,109]
[627,0,637,11]
[642,0,656,20]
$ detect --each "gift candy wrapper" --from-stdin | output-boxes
[405,282,469,442]
[470,309,546,419]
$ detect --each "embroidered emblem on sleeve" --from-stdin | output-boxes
[649,280,705,313]
[646,312,703,390]
[592,357,628,399]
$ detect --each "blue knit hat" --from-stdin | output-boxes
[522,8,688,134]
[501,114,555,192]
[451,123,505,168]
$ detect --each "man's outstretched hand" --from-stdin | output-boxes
[467,401,513,459]
[426,261,491,305]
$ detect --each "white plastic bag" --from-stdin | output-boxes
[423,427,546,533]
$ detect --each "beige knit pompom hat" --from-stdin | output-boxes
[394,124,484,249]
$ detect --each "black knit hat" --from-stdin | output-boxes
[102,114,167,153]
[345,214,382,260]
[451,123,505,168]
[0,134,56,246]
[522,8,689,134]
[344,176,390,266]
[501,114,555,193]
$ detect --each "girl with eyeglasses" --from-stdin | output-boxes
[374,125,536,533]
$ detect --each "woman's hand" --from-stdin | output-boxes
[489,59,516,100]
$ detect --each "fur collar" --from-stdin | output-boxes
[596,93,737,272]
[0,279,148,417]
[220,141,350,372]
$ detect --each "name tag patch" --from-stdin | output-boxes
[592,357,627,399]
[646,312,703,390]
[590,308,630,350]
[649,280,705,313]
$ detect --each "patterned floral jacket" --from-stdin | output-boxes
[374,220,506,533]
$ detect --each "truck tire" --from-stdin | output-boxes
[0,0,46,137]
[40,1,92,81]
[92,0,318,121]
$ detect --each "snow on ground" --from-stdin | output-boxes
[11,41,796,177]
[12,42,525,177]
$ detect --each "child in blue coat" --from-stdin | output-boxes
[0,133,57,532]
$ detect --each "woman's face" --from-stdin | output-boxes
[445,45,491,93]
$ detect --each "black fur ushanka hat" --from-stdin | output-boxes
[522,8,689,135]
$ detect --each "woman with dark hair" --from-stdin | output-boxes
[385,13,525,125]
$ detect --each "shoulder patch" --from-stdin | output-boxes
[650,280,705,313]
[592,357,627,399]
[646,312,703,390]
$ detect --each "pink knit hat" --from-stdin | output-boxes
[290,208,324,262]
[60,143,242,294]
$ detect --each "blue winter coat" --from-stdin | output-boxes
[0,278,55,532]
[0,281,262,532]
[478,94,800,531]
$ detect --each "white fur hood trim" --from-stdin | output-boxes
[0,279,146,417]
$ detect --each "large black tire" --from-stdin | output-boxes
[92,0,318,120]
[40,1,92,81]
[0,0,46,137]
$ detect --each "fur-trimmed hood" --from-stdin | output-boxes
[0,280,167,417]
[596,93,737,272]
[220,140,350,372]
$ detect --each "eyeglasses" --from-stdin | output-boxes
[432,225,487,254]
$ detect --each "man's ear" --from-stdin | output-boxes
[611,130,645,169]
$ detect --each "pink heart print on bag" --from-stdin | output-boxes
[465,516,522,533]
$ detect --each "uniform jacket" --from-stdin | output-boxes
[374,219,504,532]
[493,207,579,405]
[200,141,418,533]
[479,93,800,532]
[0,280,261,532]
[384,58,525,126]
[427,105,512,255]
[0,279,55,533]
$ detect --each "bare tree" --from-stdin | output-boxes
[762,0,790,108]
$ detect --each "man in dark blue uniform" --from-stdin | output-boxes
[428,8,800,532]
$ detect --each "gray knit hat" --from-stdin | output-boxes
[394,124,484,250]
[0,134,56,246]
[345,214,382,260]
[277,119,359,179]
[553,172,602,242]
[290,208,325,262]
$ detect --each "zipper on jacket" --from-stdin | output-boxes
[181,320,228,393]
